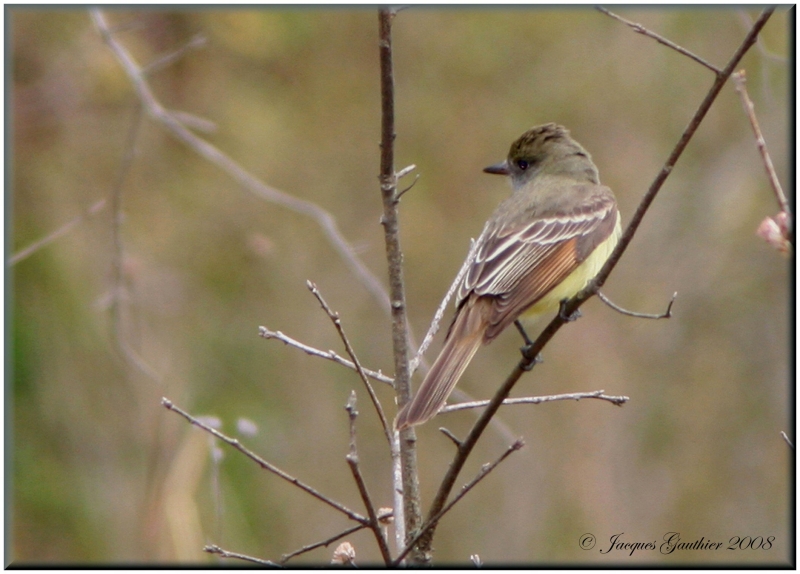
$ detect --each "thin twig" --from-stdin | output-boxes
[596,6,722,74]
[109,103,141,347]
[732,70,792,218]
[204,544,280,567]
[393,439,524,566]
[280,523,367,564]
[258,326,394,386]
[308,281,392,445]
[344,392,393,565]
[105,103,164,385]
[377,6,423,562]
[438,427,462,448]
[168,110,217,133]
[780,431,794,450]
[597,290,677,320]
[141,33,207,76]
[395,173,420,202]
[394,164,419,202]
[416,8,775,555]
[396,164,417,179]
[91,9,392,316]
[8,199,107,266]
[161,397,369,526]
[440,390,630,414]
[105,18,146,36]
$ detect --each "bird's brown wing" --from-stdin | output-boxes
[459,185,618,341]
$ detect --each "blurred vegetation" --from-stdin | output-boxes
[9,6,791,565]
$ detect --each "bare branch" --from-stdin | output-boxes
[141,33,207,76]
[596,6,722,74]
[377,7,423,562]
[396,164,416,178]
[597,290,677,320]
[393,439,524,566]
[204,544,279,567]
[732,70,792,219]
[308,281,392,445]
[104,17,146,36]
[102,103,166,386]
[395,173,421,201]
[168,110,217,133]
[91,9,392,316]
[437,389,524,451]
[258,326,394,386]
[394,164,420,201]
[389,432,406,556]
[8,199,107,266]
[161,397,369,526]
[344,392,393,565]
[438,427,462,448]
[440,390,630,415]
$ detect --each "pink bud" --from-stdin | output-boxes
[756,214,791,254]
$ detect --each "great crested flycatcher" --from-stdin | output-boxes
[395,123,621,430]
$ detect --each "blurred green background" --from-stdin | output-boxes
[8,6,791,566]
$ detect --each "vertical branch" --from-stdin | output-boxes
[377,7,425,564]
[108,103,162,384]
[109,104,143,350]
[344,392,393,565]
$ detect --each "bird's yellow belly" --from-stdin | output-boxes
[520,217,621,322]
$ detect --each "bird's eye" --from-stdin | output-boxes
[516,160,529,171]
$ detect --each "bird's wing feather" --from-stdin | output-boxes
[458,186,618,341]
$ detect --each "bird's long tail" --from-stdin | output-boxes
[395,298,488,430]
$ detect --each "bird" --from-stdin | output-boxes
[395,123,621,430]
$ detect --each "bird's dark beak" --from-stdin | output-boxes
[483,160,510,175]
